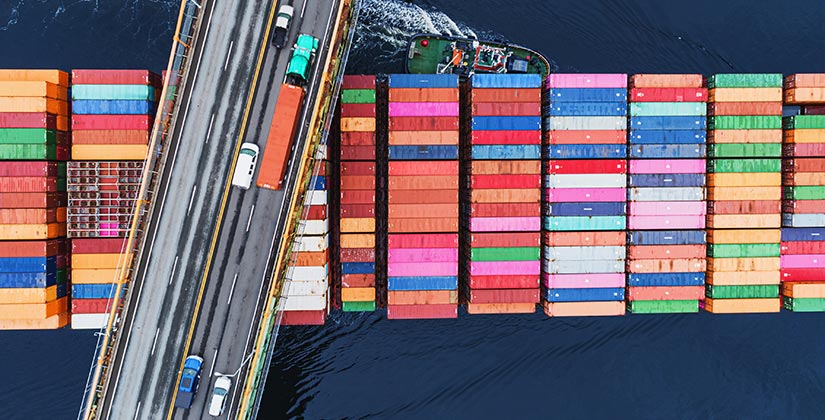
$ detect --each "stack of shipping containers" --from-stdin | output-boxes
[337,76,377,312]
[542,74,627,317]
[386,74,459,319]
[625,74,707,314]
[705,74,783,313]
[0,70,69,329]
[461,74,541,315]
[781,74,825,311]
[69,70,157,328]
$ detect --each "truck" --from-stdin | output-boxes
[174,355,204,409]
[270,5,294,48]
[285,34,319,86]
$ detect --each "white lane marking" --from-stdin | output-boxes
[134,401,141,420]
[227,273,239,305]
[224,41,234,71]
[245,205,255,232]
[209,349,218,377]
[301,0,307,18]
[150,328,160,356]
[187,185,197,214]
[205,113,215,143]
[169,255,179,286]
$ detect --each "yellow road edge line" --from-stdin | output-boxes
[82,0,189,418]
[237,0,349,416]
[164,0,282,418]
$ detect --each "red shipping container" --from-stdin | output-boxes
[71,298,111,314]
[544,231,626,246]
[341,75,376,89]
[0,240,61,257]
[339,203,375,218]
[628,244,706,260]
[71,115,152,130]
[708,200,781,215]
[804,105,825,115]
[305,205,327,220]
[470,174,541,189]
[340,103,376,118]
[471,102,541,116]
[784,143,825,157]
[340,161,376,176]
[389,160,458,175]
[546,159,627,174]
[471,130,541,145]
[471,88,541,103]
[0,112,58,129]
[389,116,458,131]
[468,232,540,248]
[339,190,375,204]
[785,200,825,214]
[0,192,63,208]
[388,189,457,204]
[629,87,707,102]
[387,304,457,319]
[388,233,458,248]
[71,69,160,86]
[340,248,375,262]
[469,203,540,218]
[0,208,59,224]
[280,310,326,325]
[708,102,783,116]
[0,161,57,177]
[72,238,127,254]
[546,130,627,145]
[341,274,375,288]
[340,131,376,146]
[340,145,376,160]
[627,286,704,301]
[0,177,59,193]
[71,129,149,145]
[468,275,540,289]
[340,175,375,190]
[781,268,825,282]
[468,289,540,304]
[781,241,825,255]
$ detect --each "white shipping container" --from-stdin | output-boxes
[288,265,328,281]
[300,219,329,236]
[543,245,626,260]
[292,234,328,252]
[628,187,704,201]
[70,313,109,330]
[544,174,627,188]
[783,213,825,227]
[546,116,627,130]
[303,190,327,206]
[542,259,625,274]
[281,293,327,311]
[283,279,328,296]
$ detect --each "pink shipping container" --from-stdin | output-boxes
[780,255,825,268]
[627,286,704,301]
[628,201,707,216]
[388,102,459,117]
[547,73,628,88]
[387,304,457,320]
[468,217,541,232]
[545,188,626,203]
[71,115,152,130]
[542,273,626,289]
[388,161,458,176]
[471,130,542,145]
[469,275,540,289]
[469,261,541,276]
[0,113,57,129]
[0,162,58,177]
[388,233,458,248]
[0,177,58,193]
[629,159,706,174]
[71,69,159,85]
[387,248,459,263]
[387,262,457,277]
[627,215,706,230]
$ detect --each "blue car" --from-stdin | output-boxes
[174,355,204,409]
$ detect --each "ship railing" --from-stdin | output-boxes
[237,0,361,417]
[76,1,204,419]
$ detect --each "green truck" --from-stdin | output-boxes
[286,34,319,86]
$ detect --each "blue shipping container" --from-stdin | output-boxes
[0,256,57,273]
[471,145,541,160]
[628,173,706,188]
[71,100,156,115]
[544,102,627,117]
[471,73,542,88]
[389,145,458,160]
[388,74,458,89]
[388,276,458,291]
[627,272,706,287]
[471,116,541,131]
[628,129,707,144]
[544,144,627,159]
[72,284,119,299]
[0,271,56,288]
[629,116,707,130]
[544,287,625,302]
[629,144,706,159]
[780,227,825,241]
[341,262,375,275]
[628,230,706,245]
[546,88,627,102]
[545,202,627,217]
[310,175,326,190]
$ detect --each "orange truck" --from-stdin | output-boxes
[256,83,305,190]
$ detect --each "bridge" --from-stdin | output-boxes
[76,0,358,418]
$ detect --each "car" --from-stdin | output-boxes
[271,5,294,48]
[174,355,204,409]
[231,142,260,189]
[285,33,319,85]
[208,376,232,416]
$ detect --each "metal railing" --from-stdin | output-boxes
[76,1,205,418]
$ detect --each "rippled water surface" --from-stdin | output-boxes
[1,0,825,418]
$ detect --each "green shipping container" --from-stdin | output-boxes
[342,300,376,312]
[708,143,782,158]
[785,186,825,201]
[708,243,780,258]
[783,115,825,129]
[0,128,57,144]
[705,284,779,299]
[0,144,58,160]
[708,116,781,130]
[57,162,67,177]
[471,247,540,262]
[626,299,698,314]
[57,178,67,192]
[341,89,376,104]
[708,158,781,173]
[629,102,706,116]
[544,216,626,231]
[56,269,67,285]
[72,84,155,101]
[782,297,825,312]
[707,73,783,88]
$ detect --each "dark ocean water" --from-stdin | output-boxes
[2,0,825,418]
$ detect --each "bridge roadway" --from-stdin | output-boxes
[95,0,338,418]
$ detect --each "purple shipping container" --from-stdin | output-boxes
[543,273,626,289]
[547,73,628,88]
[469,261,541,276]
[780,254,825,268]
[627,215,706,230]
[468,217,542,232]
[629,159,706,174]
[387,248,459,263]
[545,188,626,203]
[387,262,458,277]
[388,102,459,117]
[629,201,707,216]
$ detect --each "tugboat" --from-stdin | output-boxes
[405,33,550,80]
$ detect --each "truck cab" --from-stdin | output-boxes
[174,355,204,409]
[285,34,319,86]
[271,5,293,48]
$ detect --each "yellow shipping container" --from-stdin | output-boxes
[339,218,375,233]
[708,87,782,102]
[707,271,781,285]
[0,296,67,320]
[339,233,375,249]
[785,129,825,144]
[341,287,375,302]
[0,223,61,240]
[389,130,459,145]
[704,298,780,314]
[782,282,825,298]
[71,269,119,284]
[72,145,148,160]
[340,117,375,132]
[708,257,780,272]
[707,229,781,244]
[709,129,782,144]
[708,173,781,187]
[707,214,780,229]
[0,69,69,87]
[72,253,121,269]
[0,312,68,330]
[0,285,60,304]
[707,186,780,201]
[0,81,68,101]
[784,87,825,104]
[0,97,68,116]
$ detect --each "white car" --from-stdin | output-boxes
[231,143,259,189]
[208,375,232,417]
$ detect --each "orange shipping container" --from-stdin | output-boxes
[339,233,375,249]
[471,88,541,103]
[72,145,148,160]
[0,208,58,224]
[704,298,780,314]
[389,203,458,218]
[388,130,459,145]
[388,189,457,204]
[707,271,781,286]
[388,88,459,103]
[0,312,68,330]
[708,102,783,116]
[708,173,781,187]
[339,175,375,190]
[0,285,61,304]
[341,273,375,288]
[787,172,825,186]
[708,129,782,144]
[784,87,825,104]
[340,218,376,233]
[470,160,541,175]
[340,117,376,132]
[0,296,67,320]
[0,223,62,240]
[72,253,121,269]
[71,269,119,284]
[294,250,329,267]
[708,257,780,272]
[707,214,780,229]
[0,97,68,116]
[709,87,782,102]
[707,229,780,244]
[627,258,706,273]
[257,84,305,190]
[784,129,825,144]
[782,282,825,298]
[784,74,825,88]
[467,302,536,314]
[629,74,703,88]
[707,186,781,201]
[388,175,458,190]
[341,287,375,302]
[0,81,67,100]
[387,290,457,305]
[470,189,540,203]
[546,231,626,246]
[627,244,705,259]
[543,301,625,317]
[0,69,69,87]
[71,129,150,145]
[388,218,457,233]
[709,200,781,215]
